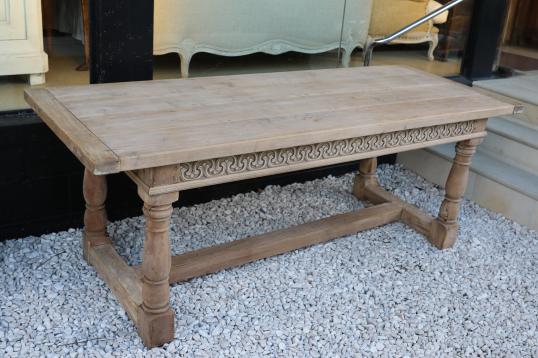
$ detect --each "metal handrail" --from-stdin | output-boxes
[363,0,467,66]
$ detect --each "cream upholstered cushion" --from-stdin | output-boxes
[369,0,430,38]
[428,0,449,24]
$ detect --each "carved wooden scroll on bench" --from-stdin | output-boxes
[25,66,514,347]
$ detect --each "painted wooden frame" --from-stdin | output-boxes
[0,0,48,84]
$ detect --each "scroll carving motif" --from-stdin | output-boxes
[178,121,475,182]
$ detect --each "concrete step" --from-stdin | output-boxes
[398,143,538,230]
[473,72,538,126]
[482,116,538,173]
[500,46,538,71]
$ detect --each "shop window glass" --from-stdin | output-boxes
[1,0,477,112]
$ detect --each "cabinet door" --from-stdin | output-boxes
[0,0,27,41]
[0,0,47,83]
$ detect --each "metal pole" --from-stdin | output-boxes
[363,0,466,67]
[337,0,348,66]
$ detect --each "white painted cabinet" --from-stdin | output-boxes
[0,0,48,85]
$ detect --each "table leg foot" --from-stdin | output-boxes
[430,220,459,249]
[353,157,378,200]
[82,169,111,264]
[429,138,481,249]
[137,187,179,347]
[137,307,175,348]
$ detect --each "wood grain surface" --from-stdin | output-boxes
[25,66,514,174]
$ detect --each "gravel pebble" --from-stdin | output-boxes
[1,164,537,357]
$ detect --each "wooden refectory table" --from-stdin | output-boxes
[25,66,514,347]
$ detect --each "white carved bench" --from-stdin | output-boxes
[153,0,373,77]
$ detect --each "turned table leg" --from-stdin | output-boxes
[137,188,179,347]
[430,138,482,249]
[83,169,111,263]
[353,157,379,200]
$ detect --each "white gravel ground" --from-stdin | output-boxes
[1,164,538,357]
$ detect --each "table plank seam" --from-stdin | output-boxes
[24,88,121,175]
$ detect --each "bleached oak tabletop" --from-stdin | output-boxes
[25,66,512,175]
